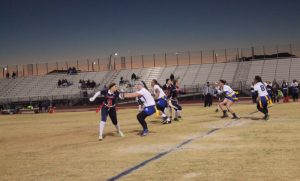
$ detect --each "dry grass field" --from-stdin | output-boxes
[1,102,300,181]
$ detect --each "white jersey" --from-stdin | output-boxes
[254,82,269,97]
[153,85,166,99]
[218,85,235,97]
[137,88,156,107]
[291,82,299,87]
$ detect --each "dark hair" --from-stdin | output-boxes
[141,81,148,90]
[254,76,262,83]
[170,74,175,81]
[165,79,169,84]
[152,79,162,88]
[219,79,226,84]
[108,83,116,90]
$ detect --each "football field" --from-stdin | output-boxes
[1,102,300,181]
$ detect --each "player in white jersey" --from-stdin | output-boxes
[254,76,272,120]
[216,80,239,119]
[151,79,170,124]
[121,81,156,136]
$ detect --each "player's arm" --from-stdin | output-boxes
[89,91,100,102]
[253,86,259,102]
[123,92,141,98]
[154,88,160,100]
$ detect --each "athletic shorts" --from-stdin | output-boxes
[225,94,238,102]
[157,98,168,108]
[143,105,156,116]
[258,95,272,108]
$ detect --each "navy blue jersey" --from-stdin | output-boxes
[162,84,170,96]
[168,85,178,100]
[101,90,120,107]
[266,85,273,95]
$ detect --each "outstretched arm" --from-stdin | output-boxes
[89,91,101,102]
[124,92,141,98]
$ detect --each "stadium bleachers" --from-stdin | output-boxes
[275,59,291,82]
[1,58,300,103]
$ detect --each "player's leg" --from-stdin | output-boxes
[170,100,181,121]
[168,100,173,120]
[156,99,170,123]
[219,99,228,118]
[108,108,124,137]
[256,96,268,120]
[226,100,238,119]
[99,108,109,140]
[137,111,149,136]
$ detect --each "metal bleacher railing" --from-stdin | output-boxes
[0,43,299,104]
[1,43,299,79]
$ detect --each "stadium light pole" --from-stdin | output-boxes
[92,61,96,71]
[175,52,179,65]
[3,66,7,78]
[108,52,118,70]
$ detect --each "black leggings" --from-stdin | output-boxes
[137,111,148,130]
[156,104,164,112]
[101,107,118,125]
[292,93,299,101]
[257,103,268,115]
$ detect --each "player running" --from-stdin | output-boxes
[89,83,124,141]
[216,80,239,119]
[151,79,170,124]
[253,76,272,120]
[167,79,182,121]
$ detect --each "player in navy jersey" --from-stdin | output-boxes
[167,79,182,121]
[89,83,124,141]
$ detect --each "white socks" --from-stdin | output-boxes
[114,123,121,132]
[99,121,106,137]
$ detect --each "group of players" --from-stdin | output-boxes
[89,75,271,141]
[89,77,182,140]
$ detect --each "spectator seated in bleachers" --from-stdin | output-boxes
[12,72,17,79]
[67,67,78,75]
[79,79,97,89]
[119,76,125,85]
[58,79,72,87]
[131,73,137,81]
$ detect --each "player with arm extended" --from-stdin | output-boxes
[89,83,124,141]
[121,81,156,136]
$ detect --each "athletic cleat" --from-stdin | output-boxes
[141,129,149,136]
[232,116,239,120]
[174,118,179,121]
[118,131,125,137]
[221,114,229,118]
[162,119,171,124]
[263,114,269,121]
[178,116,182,119]
[161,116,168,122]
[215,109,219,112]
[98,135,103,141]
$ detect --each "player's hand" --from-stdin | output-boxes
[119,92,125,100]
[89,97,95,102]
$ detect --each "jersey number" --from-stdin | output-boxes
[260,85,265,91]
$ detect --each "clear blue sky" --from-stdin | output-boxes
[0,0,300,66]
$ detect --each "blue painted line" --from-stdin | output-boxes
[106,126,225,181]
